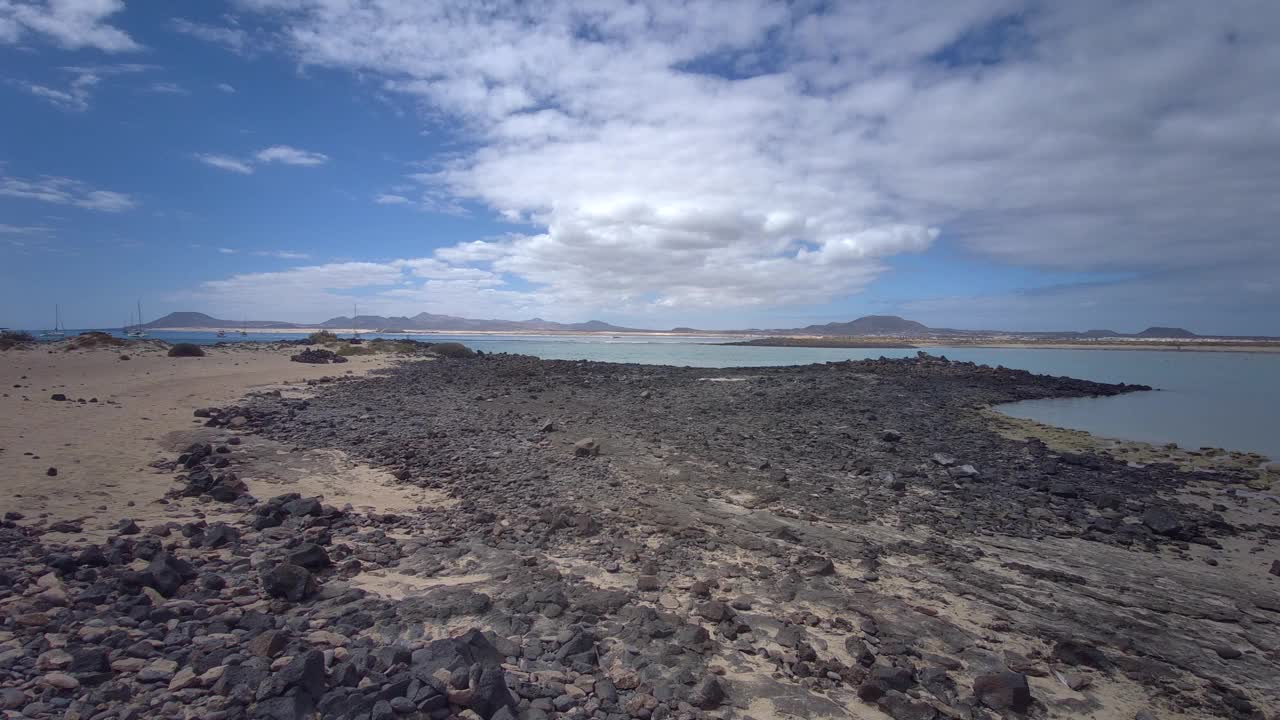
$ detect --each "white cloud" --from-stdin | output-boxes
[218,247,238,254]
[0,171,135,211]
[216,82,236,93]
[373,193,410,205]
[227,0,1280,322]
[255,145,329,166]
[195,154,255,175]
[1,0,138,51]
[181,257,547,321]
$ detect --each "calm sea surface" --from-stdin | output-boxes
[43,330,1280,460]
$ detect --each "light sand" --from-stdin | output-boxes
[0,343,423,533]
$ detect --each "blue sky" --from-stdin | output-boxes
[2,1,1278,334]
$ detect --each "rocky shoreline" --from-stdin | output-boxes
[2,352,1277,720]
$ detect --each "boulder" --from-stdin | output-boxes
[688,676,725,708]
[1052,640,1109,669]
[287,543,331,570]
[261,563,316,601]
[145,552,195,597]
[1141,507,1184,537]
[275,650,326,700]
[973,672,1032,712]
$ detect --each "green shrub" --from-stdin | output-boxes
[65,331,128,351]
[335,344,377,356]
[308,330,338,344]
[168,343,206,357]
[430,342,475,359]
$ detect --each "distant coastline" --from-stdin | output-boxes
[131,327,1280,352]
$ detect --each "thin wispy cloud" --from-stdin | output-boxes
[216,82,236,93]
[255,145,329,166]
[21,80,92,111]
[17,63,153,111]
[195,154,254,175]
[373,194,410,205]
[252,250,311,259]
[0,223,53,235]
[171,17,250,54]
[194,146,329,175]
[0,172,135,212]
[146,81,188,95]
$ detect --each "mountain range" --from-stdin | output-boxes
[140,311,1228,339]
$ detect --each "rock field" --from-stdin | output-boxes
[2,352,1277,720]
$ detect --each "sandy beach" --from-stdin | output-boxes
[0,343,427,537]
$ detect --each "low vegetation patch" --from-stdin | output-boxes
[307,330,339,344]
[335,344,378,356]
[65,331,129,351]
[168,343,206,357]
[0,330,35,350]
[429,341,476,359]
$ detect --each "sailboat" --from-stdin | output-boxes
[350,303,363,343]
[41,305,66,339]
[125,301,147,338]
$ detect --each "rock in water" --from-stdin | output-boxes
[261,563,316,601]
[973,672,1032,712]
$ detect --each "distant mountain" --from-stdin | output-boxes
[319,312,643,333]
[1136,326,1198,339]
[737,315,932,337]
[144,312,300,329]
[141,311,1235,341]
[796,315,930,336]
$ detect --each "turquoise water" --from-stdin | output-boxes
[38,330,1280,460]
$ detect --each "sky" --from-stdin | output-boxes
[2,0,1278,335]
